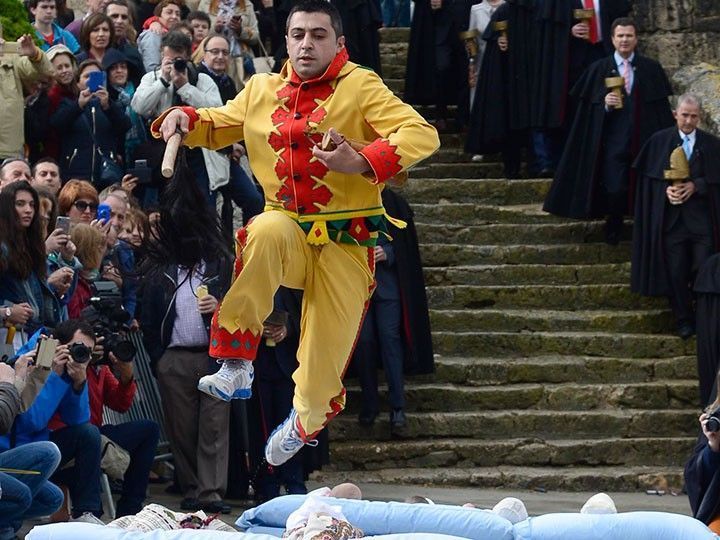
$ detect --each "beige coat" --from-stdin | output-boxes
[0,49,53,158]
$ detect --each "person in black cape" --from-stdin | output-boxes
[330,0,383,75]
[695,254,720,407]
[465,0,534,179]
[631,94,720,342]
[530,0,629,174]
[542,18,674,244]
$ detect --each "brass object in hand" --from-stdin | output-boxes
[459,29,480,57]
[574,8,595,41]
[605,76,625,109]
[493,20,508,42]
[664,146,690,205]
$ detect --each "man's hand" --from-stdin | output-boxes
[497,35,508,51]
[232,143,246,161]
[571,22,589,40]
[171,65,189,89]
[198,294,218,315]
[102,263,123,288]
[605,91,621,109]
[0,364,15,384]
[95,87,110,110]
[48,268,74,298]
[159,109,190,141]
[52,344,70,377]
[702,413,720,453]
[262,323,287,343]
[17,34,38,57]
[312,128,371,175]
[262,0,273,6]
[468,64,476,88]
[109,352,134,385]
[160,56,174,82]
[45,228,69,254]
[430,0,442,10]
[65,358,88,392]
[6,303,34,326]
[666,182,696,205]
[121,174,139,193]
[60,239,77,262]
[374,245,387,263]
[149,20,165,35]
[78,88,93,109]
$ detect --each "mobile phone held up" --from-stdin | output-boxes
[126,159,152,185]
[97,203,112,223]
[87,71,106,92]
[56,216,71,234]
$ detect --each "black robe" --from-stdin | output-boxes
[465,0,535,154]
[542,53,673,219]
[695,254,720,407]
[531,0,630,129]
[332,0,383,75]
[382,189,435,375]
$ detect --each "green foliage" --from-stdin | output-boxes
[0,0,35,41]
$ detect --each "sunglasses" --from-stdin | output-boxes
[73,200,99,212]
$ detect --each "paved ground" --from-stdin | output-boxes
[21,480,693,537]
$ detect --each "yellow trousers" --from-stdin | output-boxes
[211,211,375,438]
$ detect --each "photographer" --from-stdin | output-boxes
[0,319,102,524]
[131,30,227,206]
[0,354,64,539]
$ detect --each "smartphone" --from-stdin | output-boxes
[87,71,106,92]
[97,203,112,223]
[126,159,152,185]
[55,216,71,234]
[36,338,58,369]
[0,42,19,56]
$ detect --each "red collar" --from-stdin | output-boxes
[288,47,349,86]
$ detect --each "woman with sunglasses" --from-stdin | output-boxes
[57,180,101,225]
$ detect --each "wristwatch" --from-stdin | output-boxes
[3,306,11,322]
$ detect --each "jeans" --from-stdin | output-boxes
[50,423,102,517]
[223,161,264,225]
[100,420,160,517]
[382,0,410,26]
[0,441,63,536]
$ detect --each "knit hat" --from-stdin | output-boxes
[46,44,77,66]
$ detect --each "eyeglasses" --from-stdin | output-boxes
[206,48,230,56]
[73,200,99,212]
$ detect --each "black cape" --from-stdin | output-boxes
[543,53,674,219]
[465,0,535,154]
[531,0,629,129]
[382,189,435,375]
[696,254,720,407]
[332,0,383,75]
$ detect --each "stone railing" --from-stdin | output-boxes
[672,63,720,136]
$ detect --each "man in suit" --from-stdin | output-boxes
[631,94,720,339]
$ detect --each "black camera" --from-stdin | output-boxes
[173,57,188,72]
[69,342,92,364]
[707,409,720,433]
[80,281,136,365]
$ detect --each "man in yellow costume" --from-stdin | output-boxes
[154,0,439,466]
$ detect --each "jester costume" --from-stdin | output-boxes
[151,47,439,440]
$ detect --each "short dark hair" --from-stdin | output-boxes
[161,30,192,56]
[53,319,96,345]
[28,0,56,10]
[154,0,183,18]
[187,10,211,26]
[610,17,638,36]
[286,0,343,38]
[31,157,59,177]
[76,59,104,82]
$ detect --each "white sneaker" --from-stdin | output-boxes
[492,497,528,524]
[580,492,617,515]
[265,409,316,466]
[70,512,105,525]
[197,360,254,401]
[471,154,484,162]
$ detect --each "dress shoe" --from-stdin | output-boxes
[390,409,408,438]
[180,497,200,511]
[200,499,232,514]
[358,410,378,426]
[678,324,695,340]
[538,168,555,178]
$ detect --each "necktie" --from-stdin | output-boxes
[583,0,599,44]
[623,59,632,94]
[683,135,692,160]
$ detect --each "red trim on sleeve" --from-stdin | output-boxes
[209,311,261,361]
[180,106,200,131]
[359,138,403,184]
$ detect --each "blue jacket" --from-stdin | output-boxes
[0,269,63,336]
[35,22,81,54]
[0,371,89,451]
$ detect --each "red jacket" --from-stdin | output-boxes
[49,365,136,429]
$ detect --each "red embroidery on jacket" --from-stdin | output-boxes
[361,138,403,184]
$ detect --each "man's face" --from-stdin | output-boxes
[203,36,229,73]
[675,101,701,135]
[106,3,129,39]
[159,4,181,29]
[32,162,61,194]
[191,19,209,43]
[104,194,127,231]
[286,11,344,81]
[1,160,32,189]
[87,0,109,14]
[108,61,128,86]
[32,0,57,25]
[611,25,638,58]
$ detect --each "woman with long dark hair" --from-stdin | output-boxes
[0,182,62,341]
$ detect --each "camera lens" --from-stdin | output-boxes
[707,416,720,433]
[173,58,187,72]
[69,342,92,364]
[112,339,136,363]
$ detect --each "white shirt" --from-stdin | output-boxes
[679,129,696,158]
[614,51,635,93]
[169,265,209,349]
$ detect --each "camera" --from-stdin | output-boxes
[707,408,720,433]
[173,57,188,72]
[80,281,136,365]
[69,342,92,364]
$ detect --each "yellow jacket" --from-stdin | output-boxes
[152,48,439,245]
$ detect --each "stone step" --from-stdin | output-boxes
[386,78,405,94]
[378,27,411,43]
[423,263,631,286]
[382,63,407,79]
[429,308,673,334]
[433,356,697,386]
[426,284,662,310]
[432,331,694,359]
[343,381,697,413]
[326,437,696,470]
[403,178,550,204]
[311,465,684,492]
[438,132,467,148]
[329,409,697,441]
[412,203,568,225]
[415,222,632,245]
[425,148,478,164]
[420,242,632,266]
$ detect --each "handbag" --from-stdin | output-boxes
[82,107,125,189]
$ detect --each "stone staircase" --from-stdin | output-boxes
[311,28,700,492]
